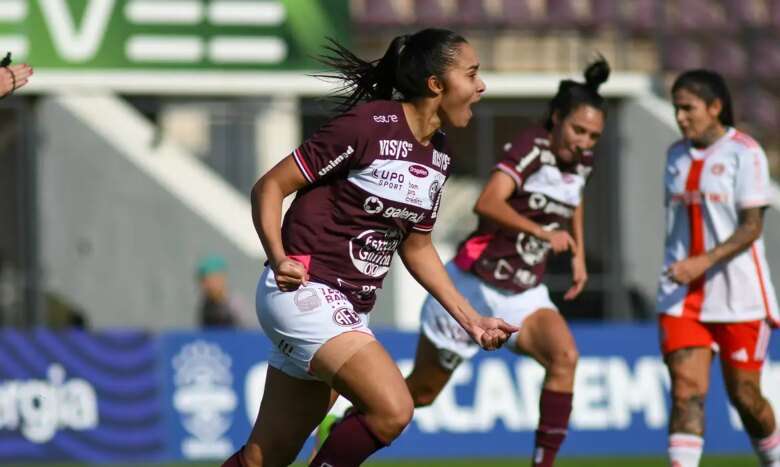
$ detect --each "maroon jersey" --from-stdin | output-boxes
[453,127,594,292]
[284,100,451,312]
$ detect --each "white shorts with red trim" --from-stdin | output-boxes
[420,261,557,370]
[256,267,373,380]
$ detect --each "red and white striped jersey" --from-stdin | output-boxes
[656,128,779,324]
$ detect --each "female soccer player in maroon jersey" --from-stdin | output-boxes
[221,29,517,467]
[657,70,779,467]
[405,58,610,467]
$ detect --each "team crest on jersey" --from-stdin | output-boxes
[333,307,361,327]
[428,180,441,203]
[363,196,384,214]
[293,288,321,313]
[711,163,725,175]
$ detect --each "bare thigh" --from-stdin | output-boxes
[513,308,579,391]
[406,333,456,407]
[664,347,712,435]
[316,335,414,443]
[244,366,332,467]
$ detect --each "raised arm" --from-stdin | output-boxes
[398,231,518,350]
[250,155,310,291]
[474,171,576,253]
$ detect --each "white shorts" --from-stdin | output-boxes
[256,267,373,380]
[420,261,557,370]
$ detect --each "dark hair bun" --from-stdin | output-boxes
[584,56,610,91]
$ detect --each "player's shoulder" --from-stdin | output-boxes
[502,126,548,158]
[727,129,763,154]
[665,138,687,163]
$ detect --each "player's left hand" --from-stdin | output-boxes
[564,255,588,300]
[666,255,711,285]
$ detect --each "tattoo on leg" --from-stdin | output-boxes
[671,395,705,435]
[732,379,776,438]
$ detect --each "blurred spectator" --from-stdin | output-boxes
[196,254,253,328]
[46,293,89,330]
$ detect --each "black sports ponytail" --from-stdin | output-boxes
[316,29,468,112]
[545,56,611,131]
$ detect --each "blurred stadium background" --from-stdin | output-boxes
[0,0,779,465]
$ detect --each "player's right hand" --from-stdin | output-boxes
[543,230,576,254]
[467,316,519,351]
[273,257,309,292]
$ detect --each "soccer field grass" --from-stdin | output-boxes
[3,456,753,467]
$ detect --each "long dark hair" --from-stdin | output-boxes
[671,69,735,126]
[316,29,468,112]
[544,57,611,131]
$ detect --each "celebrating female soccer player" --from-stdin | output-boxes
[221,29,517,467]
[404,58,610,467]
[657,70,779,467]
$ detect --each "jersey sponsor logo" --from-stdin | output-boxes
[408,164,429,178]
[372,114,399,124]
[528,193,574,218]
[333,307,361,327]
[711,163,725,175]
[516,146,541,173]
[669,191,729,205]
[379,139,413,159]
[318,145,354,177]
[349,229,402,277]
[432,149,450,171]
[293,288,321,312]
[363,196,384,214]
[371,168,405,190]
[383,206,425,223]
[491,258,539,287]
[336,278,377,301]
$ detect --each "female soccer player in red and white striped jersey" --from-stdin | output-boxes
[658,70,779,467]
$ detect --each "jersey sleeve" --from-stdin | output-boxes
[495,134,542,189]
[735,146,771,209]
[292,109,362,184]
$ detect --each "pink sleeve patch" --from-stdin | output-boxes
[288,254,311,271]
[453,234,493,271]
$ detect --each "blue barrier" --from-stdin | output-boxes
[0,329,165,463]
[0,325,777,462]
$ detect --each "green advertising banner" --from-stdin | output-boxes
[0,0,350,70]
